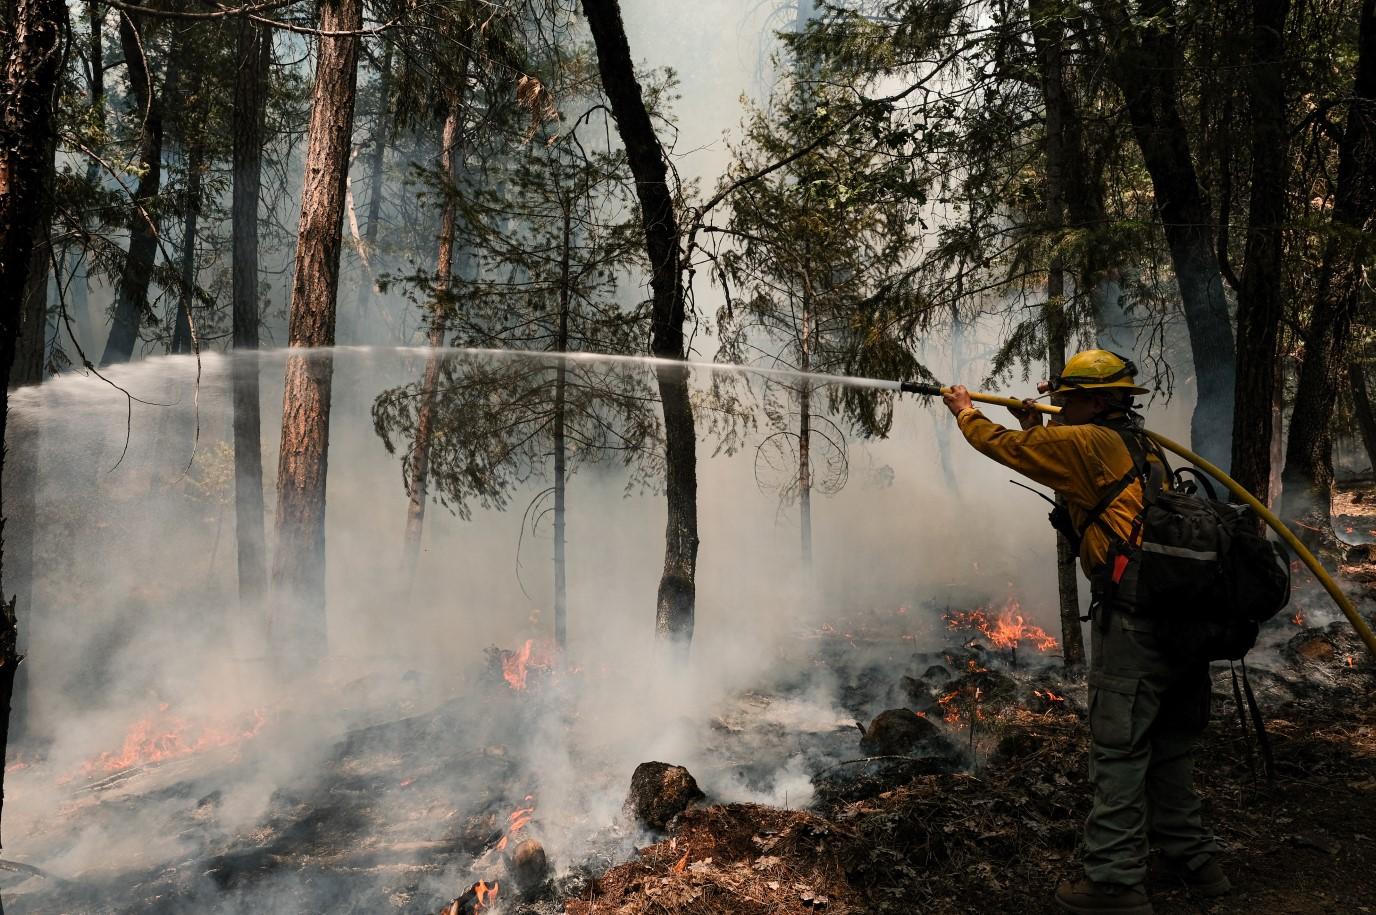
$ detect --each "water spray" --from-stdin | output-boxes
[893,380,1376,661]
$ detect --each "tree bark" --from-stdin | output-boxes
[1282,0,1376,535]
[798,289,813,567]
[402,89,464,586]
[1031,0,1086,670]
[232,19,271,615]
[0,0,64,847]
[1095,0,1237,470]
[1230,0,1290,506]
[582,0,699,649]
[553,202,571,649]
[102,6,172,366]
[270,0,362,667]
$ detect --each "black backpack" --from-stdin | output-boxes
[1056,420,1292,662]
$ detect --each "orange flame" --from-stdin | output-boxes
[1035,689,1065,703]
[503,640,554,691]
[944,599,1058,653]
[1347,655,1357,668]
[1291,611,1305,626]
[83,706,267,775]
[495,795,536,851]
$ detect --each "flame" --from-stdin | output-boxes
[1347,655,1357,668]
[1035,688,1065,703]
[938,690,961,726]
[1291,611,1305,626]
[503,640,554,691]
[944,598,1058,652]
[82,706,267,775]
[495,795,536,851]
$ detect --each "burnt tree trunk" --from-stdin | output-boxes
[582,0,699,648]
[0,0,63,847]
[403,89,465,586]
[553,201,571,649]
[1096,0,1237,469]
[1230,0,1290,505]
[232,19,271,614]
[270,0,362,666]
[102,6,172,366]
[350,40,392,341]
[1282,0,1376,536]
[1031,0,1086,670]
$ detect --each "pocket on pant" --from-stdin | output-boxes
[1089,671,1139,750]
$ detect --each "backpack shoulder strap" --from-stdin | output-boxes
[1071,420,1162,546]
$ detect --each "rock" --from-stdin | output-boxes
[624,762,704,831]
[509,838,549,892]
[858,708,941,756]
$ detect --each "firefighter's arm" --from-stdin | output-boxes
[954,408,1086,494]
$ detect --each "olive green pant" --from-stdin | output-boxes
[1084,605,1218,887]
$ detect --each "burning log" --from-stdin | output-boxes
[943,599,1058,666]
[440,880,499,915]
[624,761,704,831]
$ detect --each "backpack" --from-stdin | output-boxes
[1058,419,1292,662]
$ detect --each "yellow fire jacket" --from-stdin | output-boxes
[955,408,1148,574]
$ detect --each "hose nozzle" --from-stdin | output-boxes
[899,380,944,396]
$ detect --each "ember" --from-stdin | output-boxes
[82,705,267,775]
[502,639,554,690]
[1292,610,1305,626]
[1034,689,1064,703]
[1348,655,1357,668]
[944,599,1059,654]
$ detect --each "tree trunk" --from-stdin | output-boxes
[402,90,464,587]
[270,0,362,667]
[349,41,392,343]
[102,6,171,366]
[1281,0,1376,536]
[11,137,52,386]
[1230,0,1290,505]
[1350,363,1376,476]
[171,140,204,354]
[1031,0,1086,670]
[232,19,270,615]
[0,0,64,848]
[553,203,571,649]
[582,0,699,649]
[1096,0,1237,470]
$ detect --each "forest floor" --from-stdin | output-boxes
[558,495,1376,915]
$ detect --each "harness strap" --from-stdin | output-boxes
[1240,658,1275,782]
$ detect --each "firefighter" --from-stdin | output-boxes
[942,350,1228,915]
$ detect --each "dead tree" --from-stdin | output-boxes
[232,19,271,614]
[270,0,363,665]
[581,0,700,649]
[0,0,64,847]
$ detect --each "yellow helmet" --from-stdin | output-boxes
[1050,349,1149,395]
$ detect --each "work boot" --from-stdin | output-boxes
[1055,879,1154,915]
[1161,856,1231,897]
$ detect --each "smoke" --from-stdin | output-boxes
[0,338,1088,911]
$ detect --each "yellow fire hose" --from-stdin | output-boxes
[907,384,1376,660]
